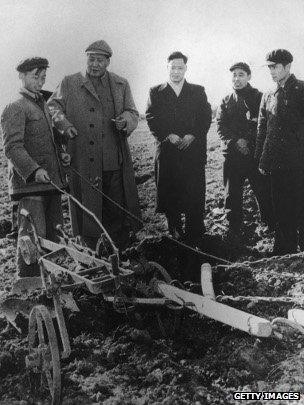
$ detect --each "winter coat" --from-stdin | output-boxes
[216,84,262,164]
[48,71,141,237]
[255,74,304,172]
[145,81,212,212]
[1,90,66,199]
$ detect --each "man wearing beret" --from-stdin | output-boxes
[255,49,304,255]
[217,62,274,242]
[146,51,212,246]
[48,40,141,250]
[1,57,67,277]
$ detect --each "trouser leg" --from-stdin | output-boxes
[6,202,19,239]
[11,202,18,232]
[166,212,183,238]
[17,196,46,277]
[248,166,274,228]
[271,170,303,255]
[102,169,128,250]
[45,194,63,242]
[223,160,244,231]
[298,174,304,251]
[184,169,206,242]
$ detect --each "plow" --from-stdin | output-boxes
[2,209,304,404]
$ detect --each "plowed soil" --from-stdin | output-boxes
[1,121,304,404]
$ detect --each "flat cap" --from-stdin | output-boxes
[265,49,293,65]
[16,57,49,73]
[85,40,112,57]
[229,62,251,75]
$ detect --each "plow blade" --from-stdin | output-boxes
[155,281,272,338]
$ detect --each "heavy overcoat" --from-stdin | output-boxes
[255,74,304,171]
[146,81,212,213]
[48,71,141,237]
[1,91,66,198]
[216,84,262,164]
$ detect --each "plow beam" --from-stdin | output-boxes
[155,281,272,338]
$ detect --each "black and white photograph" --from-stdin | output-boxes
[1,0,304,403]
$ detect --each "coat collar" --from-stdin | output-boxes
[20,88,54,135]
[274,74,297,95]
[282,73,297,90]
[79,70,124,106]
[78,70,124,115]
[158,80,189,92]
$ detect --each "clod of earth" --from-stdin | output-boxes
[1,122,304,404]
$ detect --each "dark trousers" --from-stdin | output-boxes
[17,194,63,277]
[223,158,274,231]
[80,170,129,251]
[102,169,129,250]
[166,170,205,241]
[270,169,304,255]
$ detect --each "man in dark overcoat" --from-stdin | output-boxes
[48,40,141,250]
[217,62,274,240]
[146,51,212,245]
[255,49,304,255]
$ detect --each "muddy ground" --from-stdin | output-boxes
[1,121,304,404]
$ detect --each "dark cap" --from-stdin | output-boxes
[16,57,49,73]
[229,62,251,75]
[265,49,293,65]
[85,40,112,57]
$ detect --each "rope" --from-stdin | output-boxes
[271,317,304,335]
[165,236,232,264]
[67,167,233,264]
[69,166,145,227]
[49,180,118,254]
[217,295,303,304]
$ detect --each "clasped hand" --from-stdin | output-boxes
[167,133,195,150]
[236,138,250,155]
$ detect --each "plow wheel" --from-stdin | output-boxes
[27,305,61,405]
[148,261,183,338]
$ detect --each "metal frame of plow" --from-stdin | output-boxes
[153,264,272,338]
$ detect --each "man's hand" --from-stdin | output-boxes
[236,138,250,155]
[259,168,267,175]
[178,134,195,151]
[66,126,78,139]
[114,115,127,131]
[167,134,182,145]
[60,152,71,167]
[35,168,50,183]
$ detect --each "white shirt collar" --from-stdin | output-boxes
[168,79,185,96]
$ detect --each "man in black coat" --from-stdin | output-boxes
[146,51,212,245]
[255,49,304,255]
[217,62,274,240]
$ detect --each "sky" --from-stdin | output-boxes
[1,0,304,112]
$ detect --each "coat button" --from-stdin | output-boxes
[89,124,94,128]
[90,158,94,162]
[90,108,95,112]
[90,141,94,145]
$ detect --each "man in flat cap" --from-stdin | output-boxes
[217,62,274,242]
[48,40,141,250]
[1,57,67,277]
[255,49,304,254]
[146,51,212,247]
